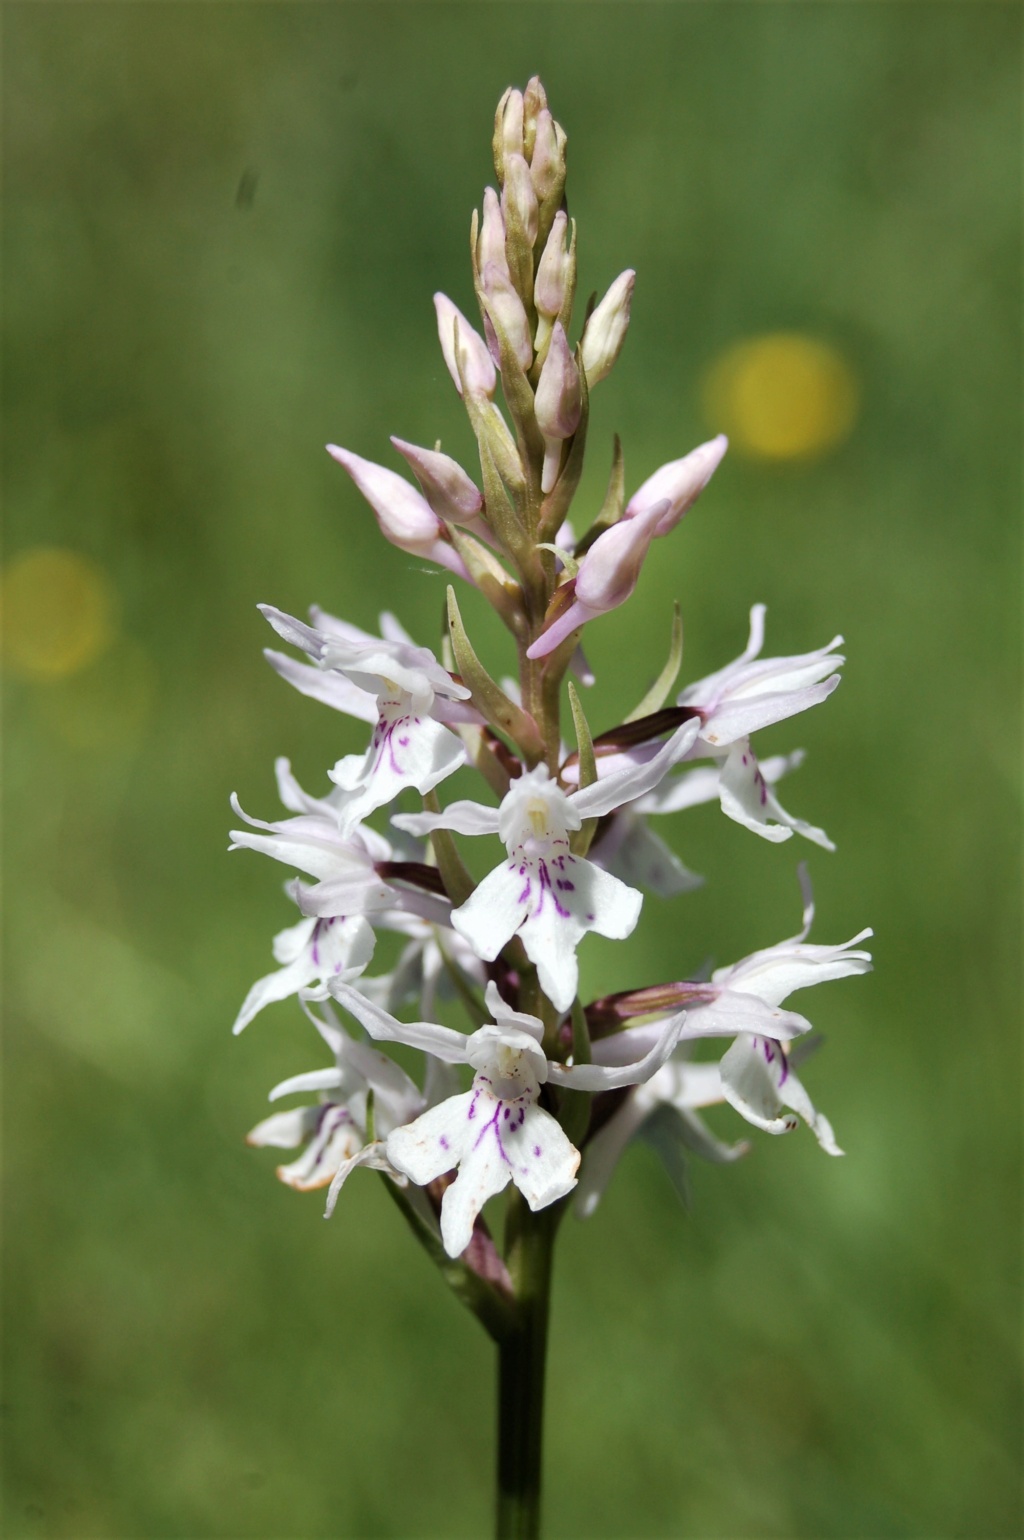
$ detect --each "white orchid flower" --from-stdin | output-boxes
[583,869,870,1188]
[328,979,688,1257]
[393,721,701,1011]
[676,605,844,847]
[247,1003,424,1194]
[260,605,473,836]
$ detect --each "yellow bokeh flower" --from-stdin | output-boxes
[1,547,117,680]
[702,333,859,462]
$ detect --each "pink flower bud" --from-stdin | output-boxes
[625,435,728,536]
[526,498,670,658]
[480,261,533,372]
[534,323,581,441]
[478,189,509,281]
[501,153,539,247]
[496,87,524,168]
[434,293,496,399]
[327,444,468,579]
[522,76,548,157]
[580,269,635,385]
[529,108,562,206]
[535,211,571,320]
[390,436,484,525]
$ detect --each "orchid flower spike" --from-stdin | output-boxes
[328,979,688,1257]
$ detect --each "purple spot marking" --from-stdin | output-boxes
[439,1135,449,1150]
[533,1145,542,1158]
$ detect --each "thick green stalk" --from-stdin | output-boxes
[496,1196,557,1539]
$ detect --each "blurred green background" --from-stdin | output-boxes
[3,5,1020,1537]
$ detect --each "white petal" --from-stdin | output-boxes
[246,1105,319,1149]
[328,979,471,1063]
[572,720,702,818]
[268,1066,346,1100]
[719,1035,800,1136]
[439,1129,515,1257]
[232,953,318,1034]
[483,980,545,1040]
[278,1105,364,1190]
[718,741,806,844]
[271,914,317,965]
[392,799,502,838]
[387,1092,474,1188]
[517,899,584,1012]
[502,1102,580,1212]
[264,649,379,722]
[330,717,467,835]
[451,862,528,962]
[549,1008,685,1090]
[717,938,873,1008]
[323,1139,401,1216]
[701,675,841,747]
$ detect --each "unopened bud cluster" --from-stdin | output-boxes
[231,78,870,1313]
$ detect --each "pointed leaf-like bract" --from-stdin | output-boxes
[447,587,545,763]
[568,680,599,856]
[625,602,683,721]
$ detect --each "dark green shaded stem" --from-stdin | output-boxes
[497,1196,558,1539]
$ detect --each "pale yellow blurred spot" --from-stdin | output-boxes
[1,546,117,679]
[702,334,859,461]
[35,638,156,750]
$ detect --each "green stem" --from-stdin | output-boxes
[497,1196,557,1539]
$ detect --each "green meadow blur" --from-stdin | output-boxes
[3,6,1019,1537]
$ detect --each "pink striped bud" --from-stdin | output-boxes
[478,189,510,281]
[535,211,571,320]
[434,293,497,399]
[327,445,468,579]
[625,435,728,536]
[501,153,539,248]
[534,323,581,441]
[390,437,484,525]
[580,269,635,385]
[480,261,533,371]
[526,497,670,659]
